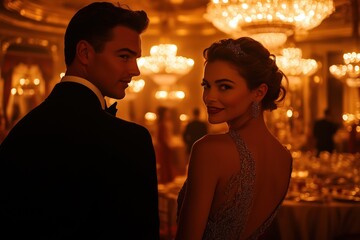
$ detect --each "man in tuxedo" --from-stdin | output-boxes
[0,2,159,239]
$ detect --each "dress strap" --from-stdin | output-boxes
[228,129,256,238]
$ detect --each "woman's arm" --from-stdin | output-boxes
[175,137,219,240]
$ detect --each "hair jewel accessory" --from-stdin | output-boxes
[226,41,247,57]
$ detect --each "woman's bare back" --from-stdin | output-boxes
[177,129,292,239]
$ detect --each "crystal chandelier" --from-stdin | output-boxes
[128,79,145,94]
[329,52,360,88]
[276,47,318,77]
[137,44,194,86]
[11,64,43,96]
[204,0,334,49]
[273,47,318,149]
[125,79,145,101]
[276,47,318,89]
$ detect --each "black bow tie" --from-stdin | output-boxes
[105,102,118,116]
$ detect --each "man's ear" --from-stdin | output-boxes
[76,40,91,64]
[255,83,268,101]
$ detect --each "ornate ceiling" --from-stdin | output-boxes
[0,0,357,43]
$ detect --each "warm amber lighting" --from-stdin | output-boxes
[313,75,321,84]
[155,90,185,101]
[10,88,17,95]
[205,0,334,49]
[127,79,145,94]
[342,113,360,126]
[329,52,360,88]
[137,44,194,86]
[19,78,27,85]
[286,109,293,118]
[153,88,186,107]
[179,114,188,122]
[292,170,309,178]
[124,79,146,101]
[14,65,42,96]
[145,112,157,122]
[33,78,40,85]
[276,47,318,76]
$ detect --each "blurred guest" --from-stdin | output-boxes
[0,2,159,239]
[313,108,339,157]
[155,106,177,183]
[176,37,293,240]
[8,100,21,129]
[182,107,208,156]
[348,122,359,153]
[0,111,7,144]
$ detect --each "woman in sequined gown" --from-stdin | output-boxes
[175,37,293,240]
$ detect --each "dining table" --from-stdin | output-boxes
[158,186,360,240]
[276,199,360,240]
[158,151,360,240]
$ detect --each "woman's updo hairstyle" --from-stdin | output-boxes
[203,37,288,111]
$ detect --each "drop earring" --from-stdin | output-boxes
[251,101,260,118]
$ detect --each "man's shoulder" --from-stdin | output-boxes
[112,117,151,135]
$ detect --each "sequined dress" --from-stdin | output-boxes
[177,129,289,240]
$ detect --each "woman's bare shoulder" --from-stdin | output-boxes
[195,133,231,150]
[188,132,238,182]
[267,135,292,160]
[190,133,233,163]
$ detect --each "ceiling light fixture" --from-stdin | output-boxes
[329,52,360,88]
[204,0,334,49]
[277,47,318,77]
[137,43,194,86]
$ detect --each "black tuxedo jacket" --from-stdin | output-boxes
[0,82,160,239]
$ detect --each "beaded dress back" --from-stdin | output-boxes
[177,129,280,240]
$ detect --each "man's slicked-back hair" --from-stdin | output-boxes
[64,2,149,66]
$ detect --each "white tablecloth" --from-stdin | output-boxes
[277,200,360,240]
